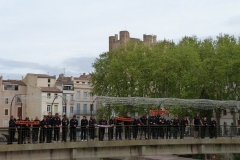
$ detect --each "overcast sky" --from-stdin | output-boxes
[0,0,240,80]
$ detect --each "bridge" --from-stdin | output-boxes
[0,138,240,160]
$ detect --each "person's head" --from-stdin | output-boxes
[91,115,95,119]
[175,116,178,120]
[183,116,187,120]
[196,112,200,118]
[73,115,76,120]
[35,116,39,120]
[25,117,29,120]
[211,117,214,121]
[143,113,146,118]
[111,116,114,119]
[43,116,47,120]
[203,117,207,121]
[10,115,14,120]
[83,115,86,120]
[48,112,52,117]
[55,113,59,118]
[102,116,106,121]
[63,114,67,119]
[135,116,138,120]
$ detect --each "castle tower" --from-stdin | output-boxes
[143,34,153,44]
[153,35,157,43]
[109,34,118,51]
[120,31,130,46]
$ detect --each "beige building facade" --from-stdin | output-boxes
[109,30,157,51]
[0,76,27,127]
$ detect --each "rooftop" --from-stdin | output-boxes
[2,80,27,86]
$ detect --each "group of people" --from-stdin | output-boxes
[7,112,217,144]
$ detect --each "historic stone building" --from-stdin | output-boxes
[109,30,157,51]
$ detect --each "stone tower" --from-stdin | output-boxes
[109,34,118,51]
[120,30,130,46]
[143,34,157,44]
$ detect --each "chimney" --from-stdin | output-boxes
[71,76,74,81]
[83,73,86,76]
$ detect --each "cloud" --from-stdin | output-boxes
[0,56,96,79]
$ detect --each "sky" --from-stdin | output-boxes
[0,0,240,80]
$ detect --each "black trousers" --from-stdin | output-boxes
[40,128,47,143]
[132,127,138,139]
[201,126,207,138]
[159,126,165,139]
[89,127,95,140]
[81,127,87,140]
[209,127,216,138]
[99,128,105,141]
[62,127,68,141]
[8,129,15,144]
[173,127,179,139]
[54,128,60,141]
[116,127,122,139]
[32,129,39,142]
[47,128,52,143]
[108,127,114,140]
[180,126,186,138]
[151,126,157,139]
[17,129,23,144]
[70,128,76,141]
[125,126,131,139]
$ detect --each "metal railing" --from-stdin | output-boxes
[1,125,240,144]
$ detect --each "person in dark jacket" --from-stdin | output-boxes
[209,117,217,138]
[158,114,166,139]
[16,116,23,144]
[89,115,97,141]
[108,116,115,140]
[80,115,88,141]
[99,116,107,141]
[8,115,16,144]
[32,116,40,143]
[140,114,148,140]
[53,113,61,142]
[132,116,141,140]
[61,114,69,142]
[166,118,173,139]
[149,114,157,139]
[172,116,180,139]
[47,112,53,143]
[192,113,202,138]
[40,116,48,143]
[23,117,31,144]
[115,114,123,140]
[124,112,132,140]
[70,115,78,142]
[201,117,208,139]
[180,116,188,139]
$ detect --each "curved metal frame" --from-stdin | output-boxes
[51,95,67,115]
[10,94,22,118]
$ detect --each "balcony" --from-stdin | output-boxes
[74,110,96,115]
[70,100,75,105]
[63,85,74,94]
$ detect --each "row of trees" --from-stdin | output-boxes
[91,34,240,119]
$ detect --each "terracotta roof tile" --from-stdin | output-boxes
[2,80,27,86]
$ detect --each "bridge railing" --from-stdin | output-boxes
[1,125,240,144]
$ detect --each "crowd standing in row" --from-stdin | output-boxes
[7,112,217,144]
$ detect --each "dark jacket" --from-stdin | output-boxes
[62,118,69,127]
[9,119,16,128]
[41,119,48,129]
[47,116,53,127]
[70,119,78,128]
[132,119,141,127]
[53,117,61,127]
[89,118,97,128]
[149,116,157,125]
[81,119,88,127]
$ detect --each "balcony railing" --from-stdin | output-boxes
[74,110,96,115]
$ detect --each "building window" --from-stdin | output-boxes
[47,105,51,112]
[63,106,66,114]
[36,106,40,113]
[70,94,74,100]
[70,106,74,113]
[76,103,80,114]
[5,98,8,104]
[54,105,58,113]
[47,93,51,99]
[82,82,85,84]
[4,109,8,115]
[76,81,79,83]
[84,92,87,99]
[48,79,50,83]
[223,110,227,116]
[3,119,8,127]
[4,84,18,91]
[48,84,50,87]
[83,104,87,114]
[54,94,58,99]
[90,92,93,99]
[88,82,91,85]
[77,91,80,99]
[16,97,21,103]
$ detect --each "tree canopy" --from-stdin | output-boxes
[91,34,240,119]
